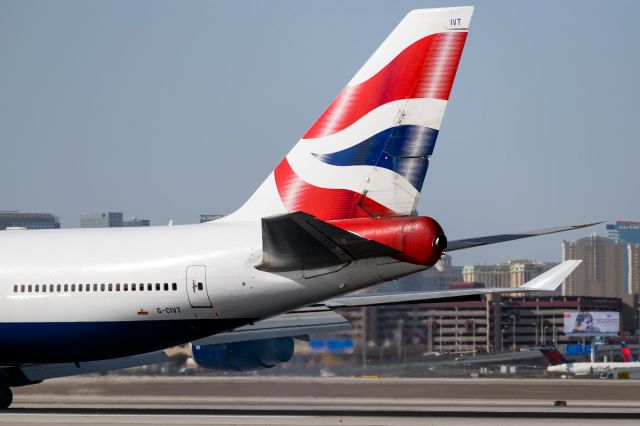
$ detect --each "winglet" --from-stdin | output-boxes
[520,260,582,291]
[309,260,582,311]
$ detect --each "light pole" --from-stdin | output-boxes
[455,307,459,353]
[361,311,367,368]
[472,319,476,356]
[510,314,517,352]
[439,316,443,353]
[396,319,404,360]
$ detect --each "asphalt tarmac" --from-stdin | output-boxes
[6,376,640,425]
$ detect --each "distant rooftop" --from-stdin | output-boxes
[0,211,60,230]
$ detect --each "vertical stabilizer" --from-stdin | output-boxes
[224,7,473,222]
[540,347,570,366]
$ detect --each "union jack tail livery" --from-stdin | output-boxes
[226,7,474,222]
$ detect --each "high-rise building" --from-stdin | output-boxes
[0,211,60,230]
[629,244,640,295]
[562,235,626,299]
[81,212,150,228]
[606,221,640,297]
[607,221,640,244]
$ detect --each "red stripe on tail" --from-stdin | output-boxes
[304,32,467,139]
[274,159,394,220]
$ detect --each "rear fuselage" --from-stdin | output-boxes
[0,222,425,364]
[548,362,640,376]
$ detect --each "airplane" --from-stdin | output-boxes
[541,346,640,378]
[0,6,595,409]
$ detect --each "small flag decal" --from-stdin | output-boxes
[137,309,148,316]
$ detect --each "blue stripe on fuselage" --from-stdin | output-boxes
[312,125,439,191]
[0,319,254,364]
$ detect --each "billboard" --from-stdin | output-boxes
[566,343,595,356]
[564,311,620,337]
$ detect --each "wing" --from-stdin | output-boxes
[305,260,582,310]
[445,222,602,252]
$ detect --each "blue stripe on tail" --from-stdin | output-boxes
[313,125,439,191]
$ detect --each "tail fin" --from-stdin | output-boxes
[225,7,474,222]
[620,342,634,362]
[539,347,570,366]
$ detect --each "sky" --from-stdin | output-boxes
[1,1,638,266]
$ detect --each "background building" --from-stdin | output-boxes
[607,221,640,244]
[562,234,638,331]
[462,260,556,296]
[605,221,640,297]
[123,217,150,227]
[339,295,623,358]
[80,212,150,228]
[0,211,60,230]
[562,235,626,299]
[81,212,122,228]
[630,244,640,295]
[200,214,224,223]
[369,255,463,293]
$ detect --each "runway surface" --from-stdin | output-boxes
[7,376,640,425]
[3,412,640,426]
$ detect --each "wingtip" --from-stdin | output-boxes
[574,221,605,229]
[520,259,582,291]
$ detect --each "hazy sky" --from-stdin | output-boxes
[1,1,638,266]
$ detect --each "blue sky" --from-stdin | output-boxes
[1,1,638,265]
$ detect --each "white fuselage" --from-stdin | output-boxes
[0,222,423,364]
[548,362,640,376]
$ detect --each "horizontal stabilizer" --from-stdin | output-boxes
[9,351,171,384]
[446,222,602,252]
[315,260,581,309]
[192,311,352,345]
[258,212,399,272]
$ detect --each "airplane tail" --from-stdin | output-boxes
[225,7,474,222]
[539,347,570,366]
[620,341,635,362]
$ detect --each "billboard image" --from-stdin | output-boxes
[564,312,620,336]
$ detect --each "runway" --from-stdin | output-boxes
[3,411,640,426]
[7,376,640,425]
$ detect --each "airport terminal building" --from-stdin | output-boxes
[0,211,60,230]
[340,295,623,358]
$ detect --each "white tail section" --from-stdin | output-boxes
[224,7,474,222]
